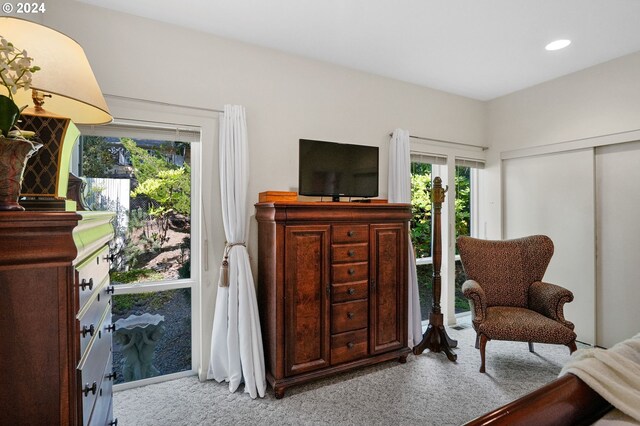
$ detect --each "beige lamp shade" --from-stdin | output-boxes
[1,17,112,124]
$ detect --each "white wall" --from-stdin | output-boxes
[485,51,640,238]
[41,0,485,377]
[487,51,640,346]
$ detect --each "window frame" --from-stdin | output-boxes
[409,142,484,325]
[78,110,204,391]
[75,128,202,391]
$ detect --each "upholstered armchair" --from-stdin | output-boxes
[457,235,577,373]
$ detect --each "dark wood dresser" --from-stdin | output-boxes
[256,202,411,398]
[0,211,116,425]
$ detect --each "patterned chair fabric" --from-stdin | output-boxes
[457,235,577,373]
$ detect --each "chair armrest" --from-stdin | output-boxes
[529,281,575,330]
[462,280,487,325]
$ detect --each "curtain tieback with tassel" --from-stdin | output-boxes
[219,242,246,287]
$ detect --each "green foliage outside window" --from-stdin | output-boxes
[454,166,471,247]
[81,136,117,177]
[122,138,191,248]
[410,162,432,258]
[410,164,472,257]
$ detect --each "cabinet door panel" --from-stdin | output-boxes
[0,267,70,425]
[284,225,331,376]
[369,224,406,354]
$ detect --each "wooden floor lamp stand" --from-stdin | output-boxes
[412,176,458,361]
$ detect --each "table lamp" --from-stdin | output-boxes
[0,17,112,210]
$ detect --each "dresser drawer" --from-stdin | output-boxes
[77,245,110,311]
[331,299,368,334]
[332,242,368,263]
[331,281,369,303]
[331,328,368,365]
[78,280,111,357]
[332,262,368,283]
[78,309,111,423]
[332,224,368,243]
[87,353,114,426]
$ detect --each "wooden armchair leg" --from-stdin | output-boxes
[567,340,577,354]
[475,333,480,349]
[479,334,488,373]
[528,342,534,353]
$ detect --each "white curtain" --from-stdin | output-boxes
[388,128,422,348]
[208,105,266,399]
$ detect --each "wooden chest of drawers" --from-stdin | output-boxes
[75,239,116,426]
[256,202,411,398]
[0,211,115,425]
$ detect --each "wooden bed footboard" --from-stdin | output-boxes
[464,373,613,426]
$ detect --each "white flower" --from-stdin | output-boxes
[0,35,41,137]
[0,34,40,101]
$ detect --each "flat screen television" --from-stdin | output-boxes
[298,139,379,202]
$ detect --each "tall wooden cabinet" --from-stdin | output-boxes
[256,202,411,398]
[0,211,115,425]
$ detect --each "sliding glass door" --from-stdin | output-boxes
[410,155,482,321]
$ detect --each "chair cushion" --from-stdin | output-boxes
[478,306,576,345]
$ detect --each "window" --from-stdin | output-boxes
[454,158,483,315]
[411,153,483,320]
[454,165,471,314]
[410,154,445,321]
[76,121,200,389]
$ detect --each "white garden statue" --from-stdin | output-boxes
[114,313,165,381]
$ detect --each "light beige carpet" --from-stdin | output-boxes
[114,326,579,425]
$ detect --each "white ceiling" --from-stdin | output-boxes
[76,0,640,100]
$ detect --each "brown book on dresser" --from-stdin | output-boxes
[0,211,116,426]
[255,202,412,398]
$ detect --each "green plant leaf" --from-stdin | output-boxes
[0,94,20,137]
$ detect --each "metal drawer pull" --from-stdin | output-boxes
[82,381,97,397]
[347,288,356,295]
[106,371,118,381]
[347,312,354,319]
[348,268,355,275]
[81,324,95,338]
[347,249,355,257]
[105,324,116,333]
[347,230,355,237]
[106,285,115,294]
[347,342,355,349]
[80,278,93,291]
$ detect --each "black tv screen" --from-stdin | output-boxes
[298,139,379,201]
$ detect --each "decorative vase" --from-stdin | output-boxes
[0,137,42,211]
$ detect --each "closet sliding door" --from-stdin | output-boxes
[502,149,596,344]
[595,141,640,348]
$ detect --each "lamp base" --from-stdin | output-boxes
[19,112,80,199]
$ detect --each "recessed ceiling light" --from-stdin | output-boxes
[545,39,572,51]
